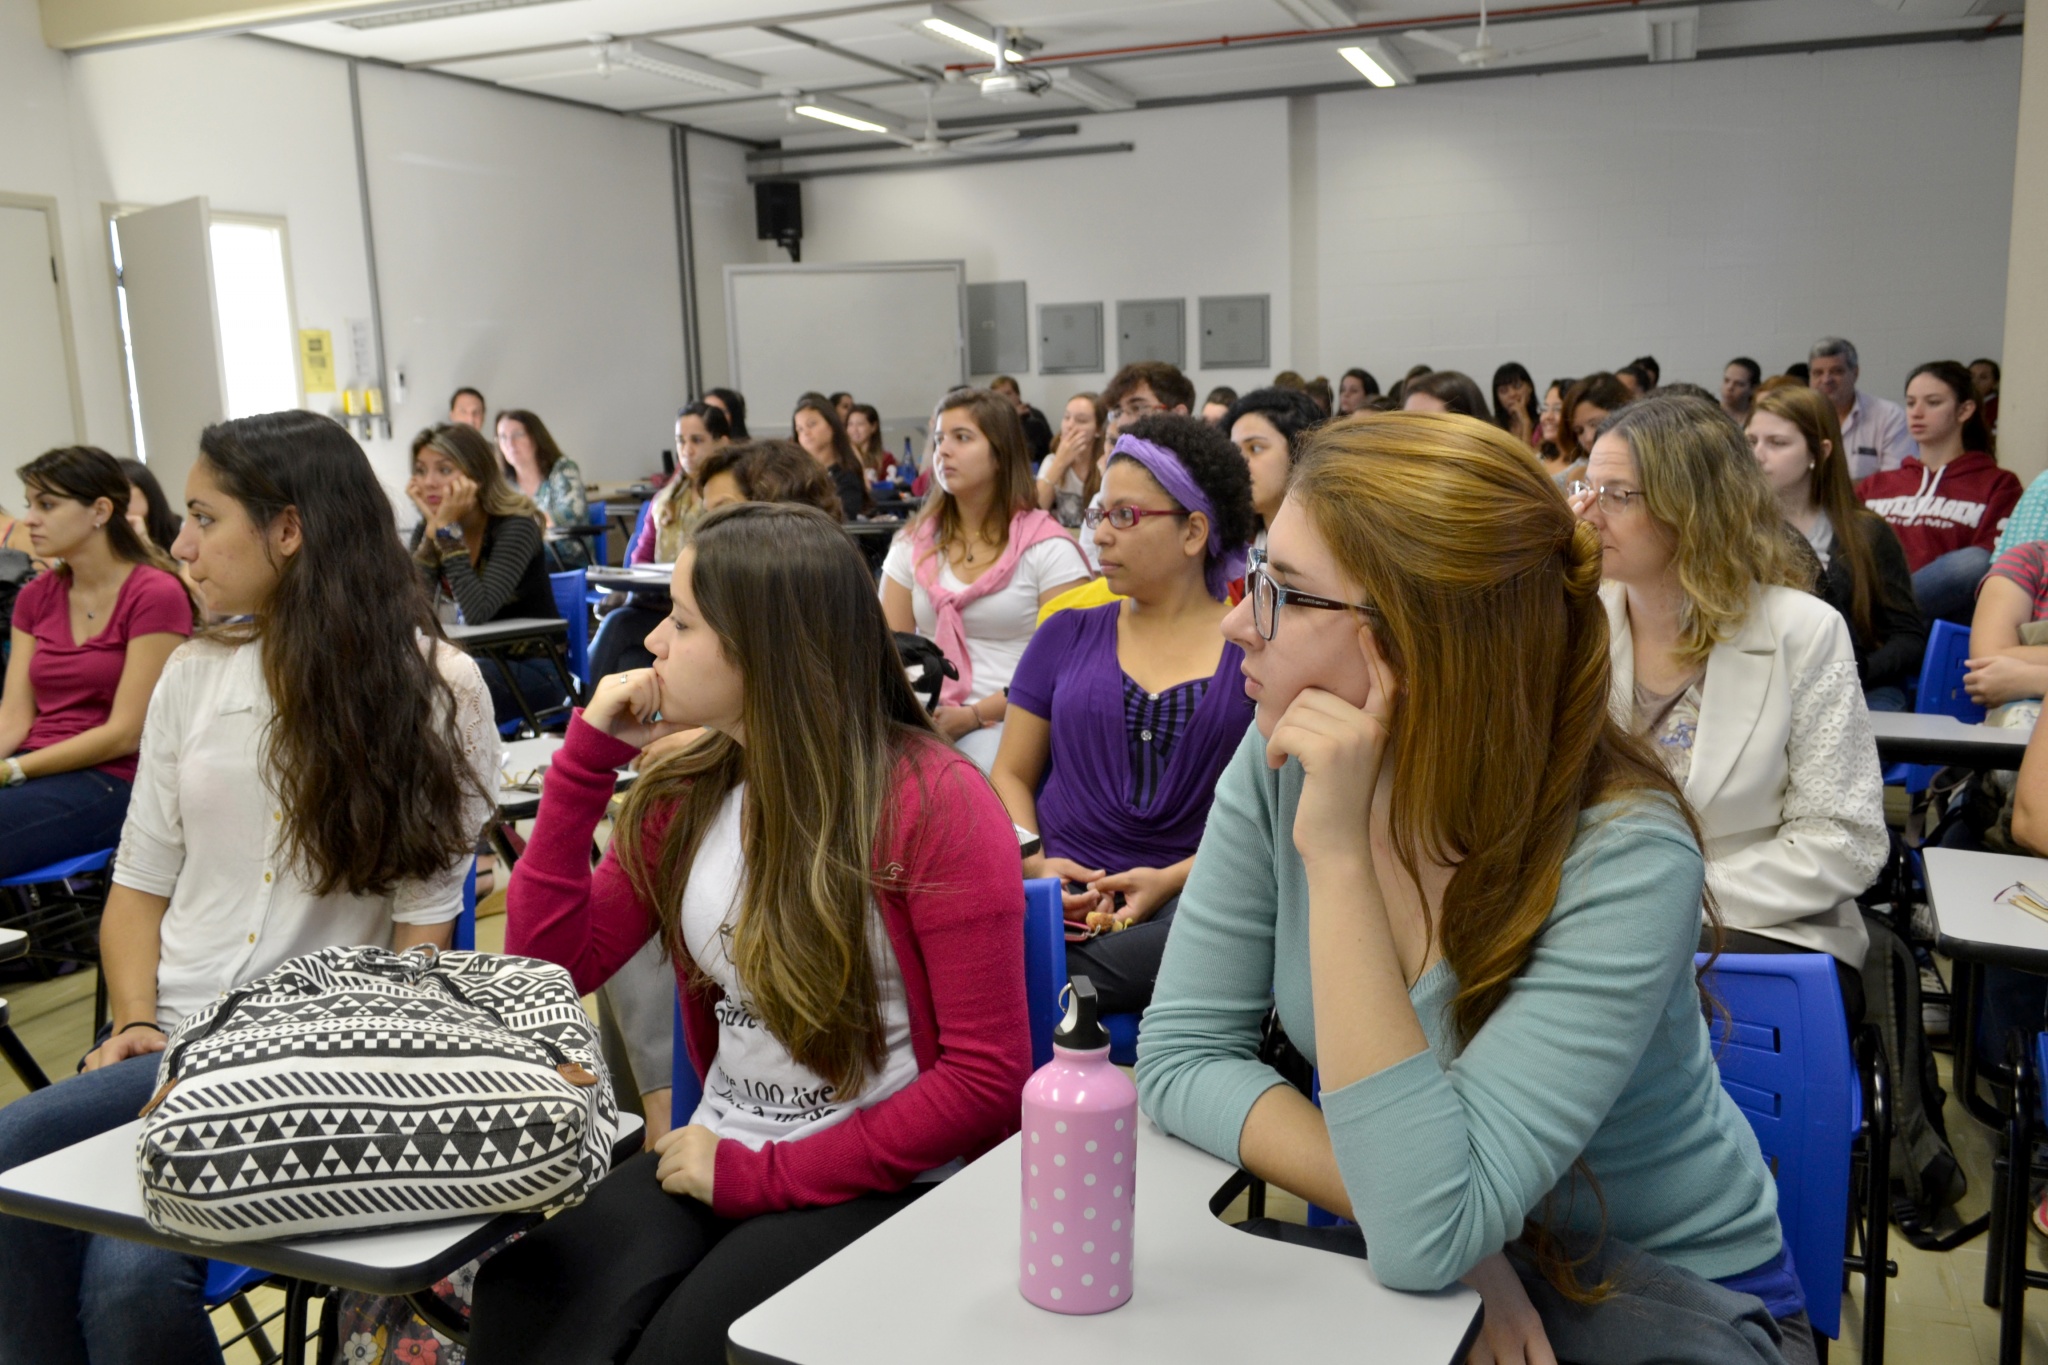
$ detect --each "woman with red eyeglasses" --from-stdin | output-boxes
[990,415,1258,1013]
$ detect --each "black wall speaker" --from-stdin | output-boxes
[755,181,802,260]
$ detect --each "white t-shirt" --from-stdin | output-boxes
[682,787,921,1150]
[114,637,497,1030]
[880,534,1090,702]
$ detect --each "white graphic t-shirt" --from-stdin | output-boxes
[681,786,920,1150]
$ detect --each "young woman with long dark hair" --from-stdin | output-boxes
[496,407,591,568]
[845,403,895,485]
[473,503,1030,1364]
[882,390,1092,771]
[1034,392,1107,530]
[1856,360,2021,624]
[116,457,181,554]
[1748,384,1924,709]
[0,446,194,879]
[703,387,750,440]
[1141,411,1813,1364]
[793,395,872,521]
[1491,361,1540,448]
[409,422,565,725]
[0,411,495,1365]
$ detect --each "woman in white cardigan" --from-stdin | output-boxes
[1572,393,1886,1018]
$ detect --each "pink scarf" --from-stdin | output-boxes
[912,509,1083,706]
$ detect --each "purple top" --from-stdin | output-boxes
[1007,603,1254,872]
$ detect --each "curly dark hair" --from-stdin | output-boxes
[1113,413,1257,589]
[1219,386,1326,457]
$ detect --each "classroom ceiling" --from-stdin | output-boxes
[238,0,2027,152]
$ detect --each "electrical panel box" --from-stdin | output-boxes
[1039,301,1104,375]
[1117,298,1185,369]
[967,281,1029,376]
[1199,295,1270,369]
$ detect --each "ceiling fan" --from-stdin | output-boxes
[892,87,1026,154]
[1403,0,1604,68]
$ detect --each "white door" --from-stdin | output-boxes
[0,204,80,472]
[116,197,225,508]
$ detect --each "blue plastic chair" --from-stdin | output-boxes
[671,1000,704,1129]
[455,859,477,952]
[547,569,592,695]
[1104,1011,1140,1067]
[588,501,609,568]
[1984,1032,2048,1362]
[1699,951,1874,1347]
[1022,877,1067,1070]
[203,1261,279,1361]
[1,848,117,1036]
[1887,619,1983,792]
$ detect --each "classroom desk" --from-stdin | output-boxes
[0,926,24,963]
[1869,712,2033,769]
[726,1118,1482,1365]
[494,734,638,862]
[0,1113,641,1359]
[585,564,673,593]
[1923,845,2048,1131]
[446,617,579,735]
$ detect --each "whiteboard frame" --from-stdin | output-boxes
[724,260,968,421]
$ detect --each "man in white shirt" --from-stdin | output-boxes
[1809,337,1917,480]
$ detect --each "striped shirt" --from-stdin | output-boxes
[1122,675,1209,812]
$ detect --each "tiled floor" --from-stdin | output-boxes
[5,906,2048,1362]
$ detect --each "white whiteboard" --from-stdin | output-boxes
[725,261,967,430]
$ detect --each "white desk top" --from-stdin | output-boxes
[727,1119,1480,1365]
[0,1113,637,1294]
[496,734,636,822]
[445,616,568,647]
[0,927,25,962]
[1922,846,2048,972]
[1868,711,2032,767]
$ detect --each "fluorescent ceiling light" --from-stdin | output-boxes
[341,0,571,29]
[603,38,762,92]
[914,4,1038,63]
[1045,66,1136,112]
[790,95,905,134]
[1338,41,1413,87]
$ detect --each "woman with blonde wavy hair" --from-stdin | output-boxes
[1139,410,1815,1364]
[1574,393,1885,1016]
[478,502,1031,1364]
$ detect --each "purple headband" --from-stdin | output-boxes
[1109,433,1248,601]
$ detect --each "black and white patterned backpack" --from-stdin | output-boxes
[136,944,618,1243]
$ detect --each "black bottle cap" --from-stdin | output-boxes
[1054,976,1109,1052]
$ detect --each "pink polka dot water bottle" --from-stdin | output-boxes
[1020,976,1135,1314]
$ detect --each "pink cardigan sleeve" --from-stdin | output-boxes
[503,713,662,994]
[711,748,1031,1217]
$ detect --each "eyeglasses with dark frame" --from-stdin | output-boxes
[1246,549,1378,641]
[1082,504,1189,532]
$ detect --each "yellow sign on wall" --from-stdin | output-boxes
[298,328,336,394]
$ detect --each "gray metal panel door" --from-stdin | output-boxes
[0,205,79,469]
[1039,302,1103,375]
[1117,298,1184,368]
[118,198,226,504]
[1199,295,1270,369]
[967,281,1029,376]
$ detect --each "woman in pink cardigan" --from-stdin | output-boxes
[470,503,1031,1365]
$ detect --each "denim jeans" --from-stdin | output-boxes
[0,1053,223,1365]
[589,604,665,684]
[1912,545,1993,626]
[1865,685,1908,713]
[0,768,131,881]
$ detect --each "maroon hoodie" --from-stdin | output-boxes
[1855,451,2021,572]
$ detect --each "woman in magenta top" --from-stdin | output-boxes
[0,447,193,879]
[472,502,1029,1364]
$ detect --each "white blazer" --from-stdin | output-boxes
[1602,583,1886,968]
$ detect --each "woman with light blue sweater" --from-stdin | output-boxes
[1135,412,1811,1365]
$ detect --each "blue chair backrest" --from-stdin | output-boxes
[455,859,477,952]
[1697,952,1854,1339]
[1023,877,1066,1070]
[203,1260,269,1307]
[1917,619,1984,724]
[548,569,592,691]
[588,501,608,567]
[0,847,114,888]
[1103,1011,1140,1067]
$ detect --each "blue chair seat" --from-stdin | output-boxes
[0,848,114,888]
